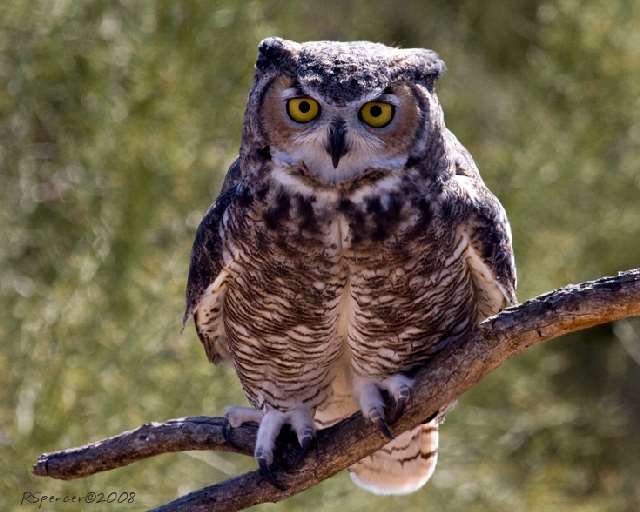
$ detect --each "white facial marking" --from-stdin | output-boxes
[274,88,409,184]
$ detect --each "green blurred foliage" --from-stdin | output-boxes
[1,1,639,510]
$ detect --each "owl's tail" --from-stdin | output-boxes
[349,420,439,495]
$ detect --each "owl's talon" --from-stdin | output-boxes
[299,429,315,453]
[354,374,415,436]
[388,384,411,424]
[257,450,287,490]
[371,410,394,439]
[222,418,239,449]
[291,427,316,465]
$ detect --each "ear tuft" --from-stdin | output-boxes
[424,51,446,80]
[256,37,297,72]
[399,49,446,85]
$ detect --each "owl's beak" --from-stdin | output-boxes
[327,119,348,168]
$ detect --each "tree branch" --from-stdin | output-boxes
[33,269,640,511]
[32,417,255,480]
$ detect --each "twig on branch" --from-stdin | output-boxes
[33,269,640,511]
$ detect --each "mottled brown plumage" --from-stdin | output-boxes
[185,37,516,495]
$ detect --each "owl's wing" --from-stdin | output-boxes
[183,158,242,363]
[458,178,517,319]
[444,133,517,318]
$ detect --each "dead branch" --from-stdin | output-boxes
[33,269,640,511]
[32,417,255,480]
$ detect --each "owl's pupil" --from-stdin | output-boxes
[298,101,311,113]
[370,105,382,117]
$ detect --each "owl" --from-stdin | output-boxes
[184,38,516,495]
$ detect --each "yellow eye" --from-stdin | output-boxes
[287,97,320,123]
[359,101,394,128]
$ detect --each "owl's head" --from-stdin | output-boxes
[241,38,446,183]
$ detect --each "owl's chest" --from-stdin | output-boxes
[233,168,440,255]
[223,168,460,311]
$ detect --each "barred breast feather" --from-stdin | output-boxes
[185,137,516,494]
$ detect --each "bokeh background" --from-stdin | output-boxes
[2,1,639,510]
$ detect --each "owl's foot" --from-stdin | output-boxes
[225,405,315,489]
[223,406,263,449]
[353,374,414,439]
[256,407,316,472]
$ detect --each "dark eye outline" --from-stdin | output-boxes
[286,96,321,123]
[358,101,395,128]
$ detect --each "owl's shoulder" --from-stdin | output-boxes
[183,158,251,325]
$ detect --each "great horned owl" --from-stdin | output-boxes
[184,38,516,495]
